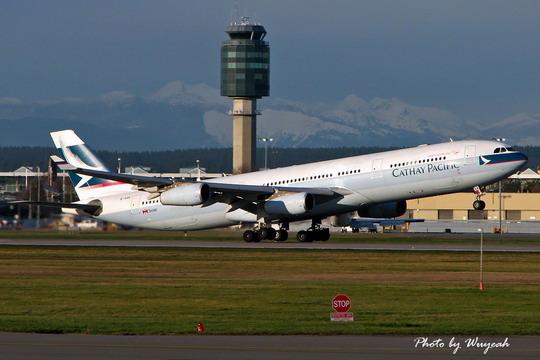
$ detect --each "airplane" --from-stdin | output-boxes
[15,130,528,242]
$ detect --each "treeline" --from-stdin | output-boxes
[0,145,538,173]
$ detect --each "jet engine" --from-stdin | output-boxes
[75,199,103,216]
[264,192,314,216]
[160,183,210,206]
[329,213,353,227]
[357,200,407,218]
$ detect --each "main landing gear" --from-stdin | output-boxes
[472,186,486,210]
[243,226,289,243]
[296,220,330,242]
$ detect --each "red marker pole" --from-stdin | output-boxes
[197,322,204,334]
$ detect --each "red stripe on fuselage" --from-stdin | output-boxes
[80,181,126,189]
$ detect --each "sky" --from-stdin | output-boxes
[1,0,540,123]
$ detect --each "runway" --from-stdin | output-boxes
[1,238,539,252]
[0,333,537,359]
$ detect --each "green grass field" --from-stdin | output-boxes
[1,229,539,246]
[0,245,538,335]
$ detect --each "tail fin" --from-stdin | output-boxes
[50,130,127,200]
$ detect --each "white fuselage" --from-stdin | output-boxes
[80,140,527,230]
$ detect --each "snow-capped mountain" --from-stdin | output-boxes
[0,80,536,150]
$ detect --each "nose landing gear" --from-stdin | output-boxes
[473,199,486,210]
[472,186,486,210]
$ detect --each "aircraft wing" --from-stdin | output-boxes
[53,158,340,202]
[207,182,334,197]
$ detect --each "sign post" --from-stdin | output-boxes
[331,294,354,322]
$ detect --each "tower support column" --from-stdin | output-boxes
[232,98,257,174]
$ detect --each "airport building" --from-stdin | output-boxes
[405,169,540,222]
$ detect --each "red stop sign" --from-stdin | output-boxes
[332,294,351,312]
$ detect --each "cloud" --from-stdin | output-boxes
[0,97,23,105]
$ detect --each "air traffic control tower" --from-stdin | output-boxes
[221,17,269,174]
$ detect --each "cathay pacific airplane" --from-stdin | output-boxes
[22,130,528,242]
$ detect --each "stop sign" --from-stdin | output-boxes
[332,294,351,313]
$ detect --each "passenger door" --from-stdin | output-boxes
[371,159,383,179]
[130,195,141,215]
[464,145,476,165]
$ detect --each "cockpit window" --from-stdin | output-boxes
[494,148,501,153]
[501,147,507,153]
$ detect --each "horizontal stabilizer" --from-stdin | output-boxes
[50,155,76,171]
[6,201,102,215]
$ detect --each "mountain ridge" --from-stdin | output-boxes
[1,80,538,150]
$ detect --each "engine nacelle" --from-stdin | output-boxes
[160,183,210,206]
[264,192,314,216]
[357,200,407,218]
[74,199,103,216]
[329,213,353,227]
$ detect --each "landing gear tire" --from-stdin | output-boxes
[275,229,288,242]
[258,228,269,240]
[243,230,259,243]
[297,228,330,242]
[473,200,486,210]
[297,230,313,242]
[321,228,330,241]
[266,228,276,240]
[258,227,276,241]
